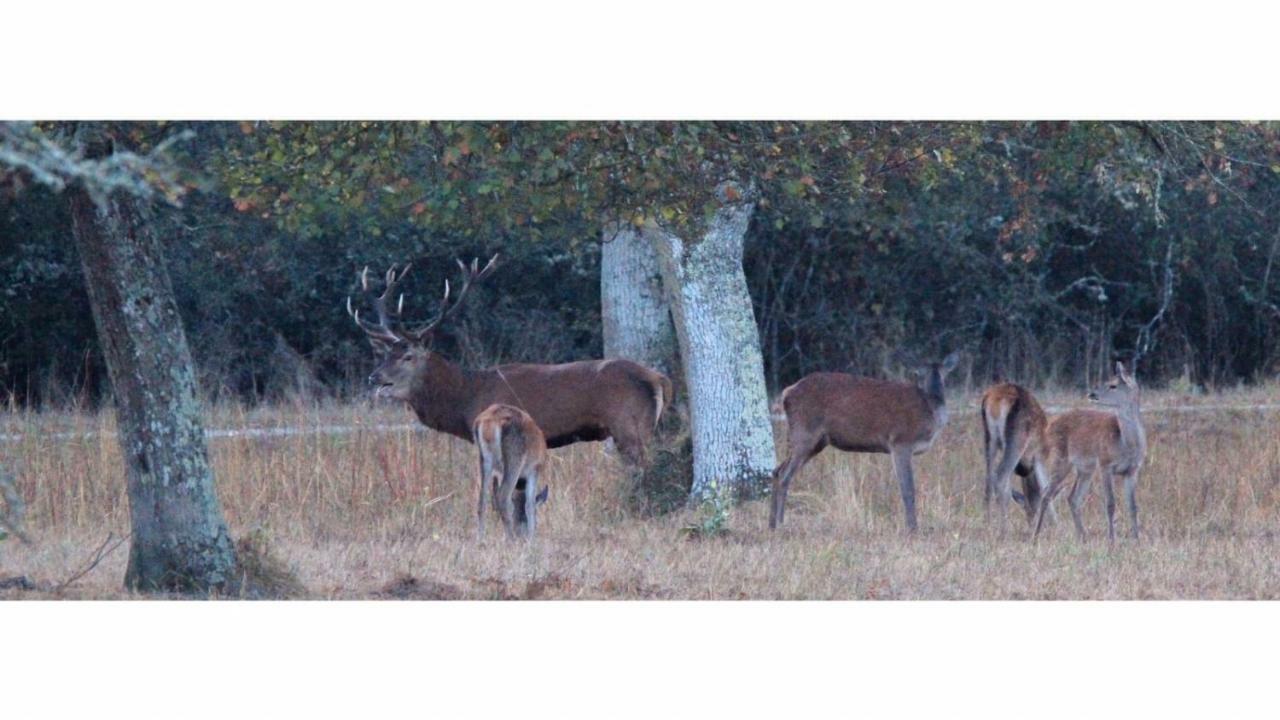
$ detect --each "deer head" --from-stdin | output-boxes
[1088,361,1140,412]
[347,255,498,400]
[908,351,961,405]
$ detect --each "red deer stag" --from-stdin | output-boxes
[980,382,1054,534]
[769,352,960,533]
[347,257,673,470]
[1031,362,1146,542]
[473,404,547,539]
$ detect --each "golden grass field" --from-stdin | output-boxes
[4,384,1280,600]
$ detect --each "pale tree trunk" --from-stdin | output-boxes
[602,222,678,376]
[601,221,689,510]
[69,143,237,594]
[651,188,776,504]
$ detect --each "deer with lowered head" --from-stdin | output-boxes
[1032,362,1146,542]
[979,382,1055,535]
[473,403,547,539]
[769,352,961,533]
[348,256,674,472]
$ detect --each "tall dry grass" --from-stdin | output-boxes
[4,386,1280,599]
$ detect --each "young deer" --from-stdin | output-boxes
[770,352,960,533]
[980,382,1052,534]
[1032,362,1146,542]
[473,404,548,540]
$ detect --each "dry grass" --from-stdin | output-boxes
[4,386,1280,599]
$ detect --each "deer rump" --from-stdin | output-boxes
[477,418,546,524]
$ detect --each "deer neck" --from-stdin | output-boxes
[408,353,478,439]
[1114,402,1146,455]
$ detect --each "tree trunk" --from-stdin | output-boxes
[601,221,690,511]
[602,222,679,376]
[69,175,237,595]
[651,188,776,504]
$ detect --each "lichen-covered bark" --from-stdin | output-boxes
[652,194,776,503]
[69,178,237,595]
[602,222,678,376]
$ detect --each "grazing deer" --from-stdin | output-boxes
[348,257,673,468]
[473,404,547,539]
[1032,362,1146,542]
[769,352,961,533]
[980,382,1053,534]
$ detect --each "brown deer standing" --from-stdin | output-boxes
[348,256,673,475]
[769,352,960,533]
[980,382,1053,534]
[1032,362,1146,542]
[473,404,547,539]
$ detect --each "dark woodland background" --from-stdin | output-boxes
[4,121,1279,406]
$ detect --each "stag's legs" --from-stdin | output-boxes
[891,445,919,534]
[612,419,650,468]
[1067,465,1095,541]
[1123,470,1141,539]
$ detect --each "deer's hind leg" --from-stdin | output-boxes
[1123,470,1141,539]
[497,465,521,540]
[1067,463,1096,541]
[1102,471,1118,544]
[990,426,1029,537]
[983,417,1000,514]
[521,466,539,539]
[475,437,495,540]
[1033,455,1073,540]
[769,428,824,530]
[1025,458,1056,528]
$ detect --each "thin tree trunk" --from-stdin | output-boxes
[69,152,237,595]
[652,187,776,504]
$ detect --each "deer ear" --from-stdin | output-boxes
[1117,362,1136,387]
[405,327,434,348]
[368,336,394,355]
[941,352,960,374]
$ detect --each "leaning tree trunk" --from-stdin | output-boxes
[601,221,689,510]
[651,186,776,505]
[69,172,237,595]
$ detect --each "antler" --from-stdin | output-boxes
[347,264,411,345]
[404,254,499,342]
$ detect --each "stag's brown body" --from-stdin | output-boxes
[350,257,672,466]
[405,354,672,462]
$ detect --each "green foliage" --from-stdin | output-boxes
[6,121,1280,403]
